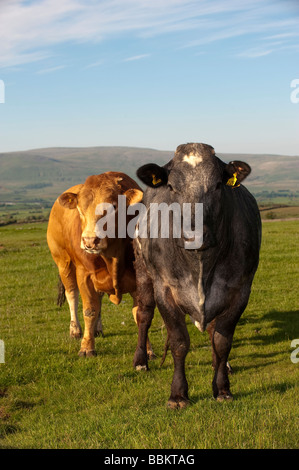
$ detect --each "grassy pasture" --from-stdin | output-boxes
[0,221,298,449]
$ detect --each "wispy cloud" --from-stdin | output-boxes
[237,39,299,59]
[0,0,298,68]
[37,65,66,74]
[237,48,273,59]
[84,60,105,69]
[262,32,299,40]
[122,54,151,62]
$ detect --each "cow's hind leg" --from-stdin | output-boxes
[207,319,233,374]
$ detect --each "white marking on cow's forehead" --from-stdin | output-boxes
[182,153,203,167]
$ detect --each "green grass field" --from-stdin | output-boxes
[0,220,298,449]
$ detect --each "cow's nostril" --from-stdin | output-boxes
[83,236,100,249]
[94,237,101,247]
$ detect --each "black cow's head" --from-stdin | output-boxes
[137,143,251,199]
[136,143,252,251]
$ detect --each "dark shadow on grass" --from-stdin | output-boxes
[0,424,20,439]
[0,388,8,399]
[251,309,299,345]
[11,399,44,411]
[182,310,299,384]
[190,379,296,403]
[232,310,299,350]
[236,380,295,400]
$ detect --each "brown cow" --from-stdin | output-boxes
[47,171,153,357]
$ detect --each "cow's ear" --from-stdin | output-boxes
[136,163,168,188]
[58,192,78,209]
[124,188,143,205]
[224,161,251,187]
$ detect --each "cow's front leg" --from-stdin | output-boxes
[133,251,155,370]
[77,272,100,357]
[57,261,81,339]
[164,315,190,409]
[156,285,190,408]
[132,295,156,361]
[133,303,155,370]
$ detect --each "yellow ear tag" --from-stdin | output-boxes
[226,172,239,187]
[152,174,162,185]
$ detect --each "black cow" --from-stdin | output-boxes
[133,143,261,408]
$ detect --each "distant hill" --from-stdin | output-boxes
[0,146,298,205]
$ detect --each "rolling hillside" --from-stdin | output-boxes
[0,146,298,206]
[0,147,171,204]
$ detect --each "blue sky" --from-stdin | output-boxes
[0,0,299,155]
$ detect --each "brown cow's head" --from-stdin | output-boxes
[58,172,143,256]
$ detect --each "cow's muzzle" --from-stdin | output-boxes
[81,236,105,254]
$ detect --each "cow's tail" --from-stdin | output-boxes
[57,276,66,307]
[160,333,170,366]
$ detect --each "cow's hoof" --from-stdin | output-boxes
[135,364,148,371]
[216,393,233,402]
[167,398,189,409]
[94,330,104,338]
[70,331,82,339]
[147,351,157,361]
[70,322,82,339]
[78,349,97,357]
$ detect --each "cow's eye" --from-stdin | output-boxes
[167,183,173,191]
